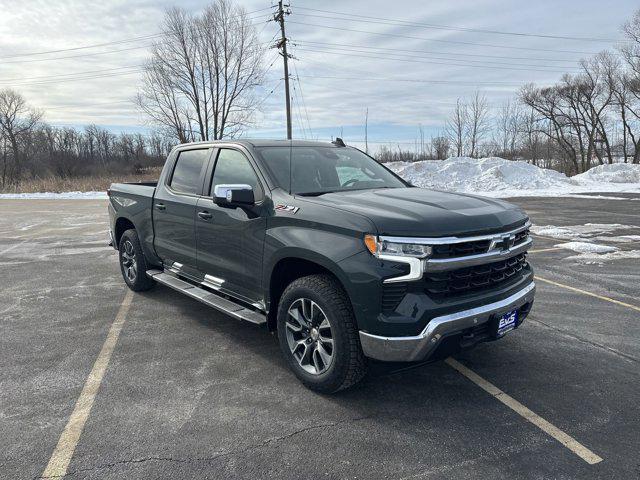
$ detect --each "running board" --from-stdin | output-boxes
[146,269,266,325]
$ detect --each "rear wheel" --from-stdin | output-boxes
[277,274,367,393]
[118,229,155,292]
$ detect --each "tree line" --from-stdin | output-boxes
[2,1,640,188]
[0,89,171,189]
[379,11,640,174]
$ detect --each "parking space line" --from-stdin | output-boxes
[445,358,603,465]
[530,233,571,243]
[41,289,134,478]
[536,276,640,313]
[529,247,564,253]
[0,239,27,256]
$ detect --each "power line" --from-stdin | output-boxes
[291,59,313,138]
[294,6,620,43]
[5,69,144,87]
[287,21,606,55]
[0,66,142,83]
[0,7,273,59]
[296,45,579,74]
[293,40,581,64]
[297,74,526,87]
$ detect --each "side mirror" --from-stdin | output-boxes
[213,184,255,206]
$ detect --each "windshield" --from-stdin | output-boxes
[255,146,407,195]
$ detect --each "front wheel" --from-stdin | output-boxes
[277,274,367,393]
[118,229,155,292]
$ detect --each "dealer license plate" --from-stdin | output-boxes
[496,309,518,337]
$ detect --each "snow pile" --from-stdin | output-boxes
[387,157,640,197]
[574,163,640,184]
[0,191,107,200]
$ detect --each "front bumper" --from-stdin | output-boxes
[359,281,536,362]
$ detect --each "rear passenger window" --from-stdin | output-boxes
[169,149,210,194]
[211,149,263,200]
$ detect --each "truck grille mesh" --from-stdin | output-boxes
[432,240,491,258]
[430,227,530,259]
[423,253,528,297]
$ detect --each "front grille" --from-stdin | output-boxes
[382,283,407,313]
[430,227,530,260]
[424,253,528,297]
[514,228,530,245]
[432,239,491,259]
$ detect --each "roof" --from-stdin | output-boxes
[177,139,342,148]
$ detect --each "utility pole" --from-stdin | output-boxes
[275,0,292,140]
[365,108,369,154]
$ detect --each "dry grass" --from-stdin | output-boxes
[0,168,163,194]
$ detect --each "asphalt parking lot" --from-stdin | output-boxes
[1,195,639,479]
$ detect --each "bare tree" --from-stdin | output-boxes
[431,135,450,160]
[447,98,467,157]
[137,0,265,143]
[0,89,41,182]
[467,91,490,158]
[494,100,522,159]
[618,9,640,163]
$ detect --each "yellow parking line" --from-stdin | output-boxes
[536,276,640,313]
[42,290,134,478]
[445,358,603,465]
[529,247,564,253]
[0,239,27,256]
[529,233,570,243]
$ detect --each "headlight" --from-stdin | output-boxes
[364,235,432,258]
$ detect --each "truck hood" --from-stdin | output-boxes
[302,187,528,237]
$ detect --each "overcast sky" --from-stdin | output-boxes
[0,0,637,148]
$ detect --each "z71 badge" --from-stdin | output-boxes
[275,204,299,214]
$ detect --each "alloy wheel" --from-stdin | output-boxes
[121,240,137,282]
[285,298,334,375]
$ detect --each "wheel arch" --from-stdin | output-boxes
[266,252,353,331]
[114,216,136,247]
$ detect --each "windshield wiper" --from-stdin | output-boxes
[296,190,335,197]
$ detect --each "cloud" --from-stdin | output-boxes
[0,0,636,144]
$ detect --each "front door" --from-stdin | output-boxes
[153,148,212,274]
[195,148,267,305]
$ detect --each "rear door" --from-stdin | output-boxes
[195,147,267,304]
[153,147,213,274]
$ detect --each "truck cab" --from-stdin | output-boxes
[108,140,535,393]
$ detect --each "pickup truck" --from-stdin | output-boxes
[108,139,535,393]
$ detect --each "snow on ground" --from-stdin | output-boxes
[564,249,640,264]
[0,191,107,200]
[387,157,640,198]
[530,223,635,240]
[532,222,640,262]
[554,241,619,254]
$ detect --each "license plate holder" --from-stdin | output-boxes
[494,309,518,338]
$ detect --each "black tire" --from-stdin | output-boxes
[277,274,367,393]
[118,229,155,292]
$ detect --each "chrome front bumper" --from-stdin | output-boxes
[359,281,536,362]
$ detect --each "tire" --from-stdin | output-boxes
[118,229,155,292]
[277,274,367,393]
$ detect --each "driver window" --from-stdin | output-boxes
[210,149,263,200]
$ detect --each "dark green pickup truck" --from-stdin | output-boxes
[108,139,535,392]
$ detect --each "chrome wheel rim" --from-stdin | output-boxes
[285,298,334,375]
[121,240,137,282]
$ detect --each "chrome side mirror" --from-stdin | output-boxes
[213,184,255,206]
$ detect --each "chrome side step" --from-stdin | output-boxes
[146,269,266,325]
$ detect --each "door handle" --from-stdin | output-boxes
[198,211,213,220]
[156,203,166,211]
